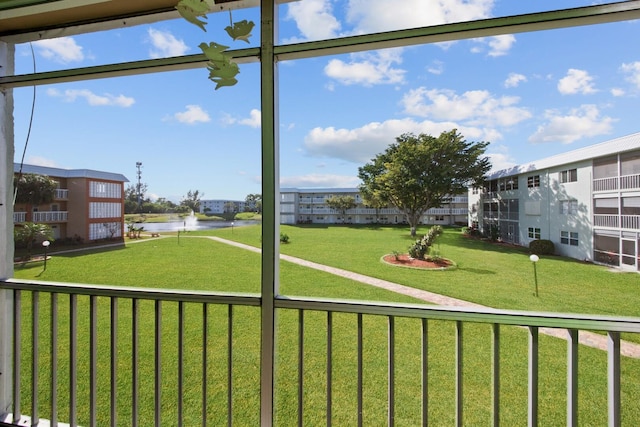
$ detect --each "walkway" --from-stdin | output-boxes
[208,236,640,359]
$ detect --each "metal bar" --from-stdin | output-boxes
[227,304,233,427]
[528,327,539,427]
[70,294,78,427]
[492,324,500,427]
[357,314,363,427]
[298,309,304,427]
[155,300,162,427]
[132,298,139,427]
[327,311,333,427]
[178,301,184,427]
[455,321,463,427]
[12,290,20,423]
[608,332,621,427]
[567,329,578,427]
[202,303,208,427]
[51,293,58,426]
[89,295,98,427]
[421,318,428,427]
[259,0,279,425]
[388,316,395,427]
[2,279,261,306]
[110,297,118,427]
[31,291,39,425]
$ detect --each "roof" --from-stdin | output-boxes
[14,163,129,182]
[281,188,358,194]
[487,132,640,179]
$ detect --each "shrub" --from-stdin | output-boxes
[280,232,290,244]
[408,225,443,260]
[529,239,554,255]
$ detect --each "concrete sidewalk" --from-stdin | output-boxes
[208,236,640,359]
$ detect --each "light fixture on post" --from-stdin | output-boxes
[42,240,50,270]
[529,254,539,297]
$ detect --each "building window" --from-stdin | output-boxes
[505,178,518,190]
[435,215,445,221]
[559,169,577,183]
[560,200,578,215]
[560,231,579,246]
[527,175,540,188]
[528,227,541,239]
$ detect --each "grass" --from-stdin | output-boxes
[11,225,640,425]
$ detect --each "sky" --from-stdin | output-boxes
[10,0,640,203]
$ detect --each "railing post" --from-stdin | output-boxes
[0,40,16,421]
[260,0,280,425]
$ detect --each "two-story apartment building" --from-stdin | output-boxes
[469,132,640,270]
[280,187,469,225]
[199,199,248,215]
[13,164,128,242]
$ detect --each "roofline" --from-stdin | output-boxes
[14,163,129,182]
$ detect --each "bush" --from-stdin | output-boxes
[408,225,443,260]
[279,232,290,244]
[529,239,555,255]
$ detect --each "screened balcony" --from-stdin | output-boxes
[3,1,640,426]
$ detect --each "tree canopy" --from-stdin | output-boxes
[14,173,57,206]
[180,189,203,213]
[358,130,491,236]
[325,195,357,223]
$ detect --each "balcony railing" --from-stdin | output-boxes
[2,279,639,426]
[32,211,68,223]
[593,173,640,192]
[594,214,640,230]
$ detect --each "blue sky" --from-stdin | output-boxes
[11,0,640,202]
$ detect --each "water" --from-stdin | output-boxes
[131,218,258,232]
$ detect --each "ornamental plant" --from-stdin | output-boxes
[408,225,443,260]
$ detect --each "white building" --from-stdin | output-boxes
[469,132,640,270]
[199,199,246,215]
[280,187,468,226]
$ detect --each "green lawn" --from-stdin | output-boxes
[11,225,640,425]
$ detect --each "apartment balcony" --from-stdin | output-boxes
[594,214,640,230]
[14,211,68,224]
[593,173,640,192]
[1,279,638,426]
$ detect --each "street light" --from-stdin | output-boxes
[529,254,539,297]
[231,222,234,234]
[42,240,50,270]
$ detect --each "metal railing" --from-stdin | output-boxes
[593,214,619,228]
[54,189,69,200]
[594,173,640,192]
[32,212,68,223]
[2,279,640,426]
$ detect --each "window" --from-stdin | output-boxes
[559,169,577,183]
[560,231,579,246]
[435,215,445,221]
[506,178,518,190]
[560,200,578,215]
[527,175,540,188]
[528,227,541,239]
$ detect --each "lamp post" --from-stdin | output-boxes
[529,254,539,297]
[231,222,234,234]
[42,240,50,270]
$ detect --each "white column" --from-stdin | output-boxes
[0,40,16,418]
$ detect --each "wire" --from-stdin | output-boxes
[13,41,37,206]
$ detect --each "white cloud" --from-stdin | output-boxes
[25,156,59,168]
[472,34,516,57]
[280,174,361,188]
[173,105,211,124]
[426,60,444,75]
[401,87,531,127]
[611,88,625,97]
[325,49,406,86]
[303,117,498,164]
[284,0,341,42]
[147,28,189,58]
[620,61,640,89]
[222,109,262,128]
[47,88,134,107]
[346,0,494,33]
[528,104,615,144]
[558,69,597,95]
[504,73,527,88]
[34,37,84,63]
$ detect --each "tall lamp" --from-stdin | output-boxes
[42,240,50,270]
[529,254,539,297]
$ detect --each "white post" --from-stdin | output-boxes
[0,40,16,418]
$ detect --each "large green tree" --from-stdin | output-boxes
[14,173,58,222]
[180,189,203,213]
[245,193,262,213]
[14,222,54,260]
[358,130,491,237]
[325,195,357,223]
